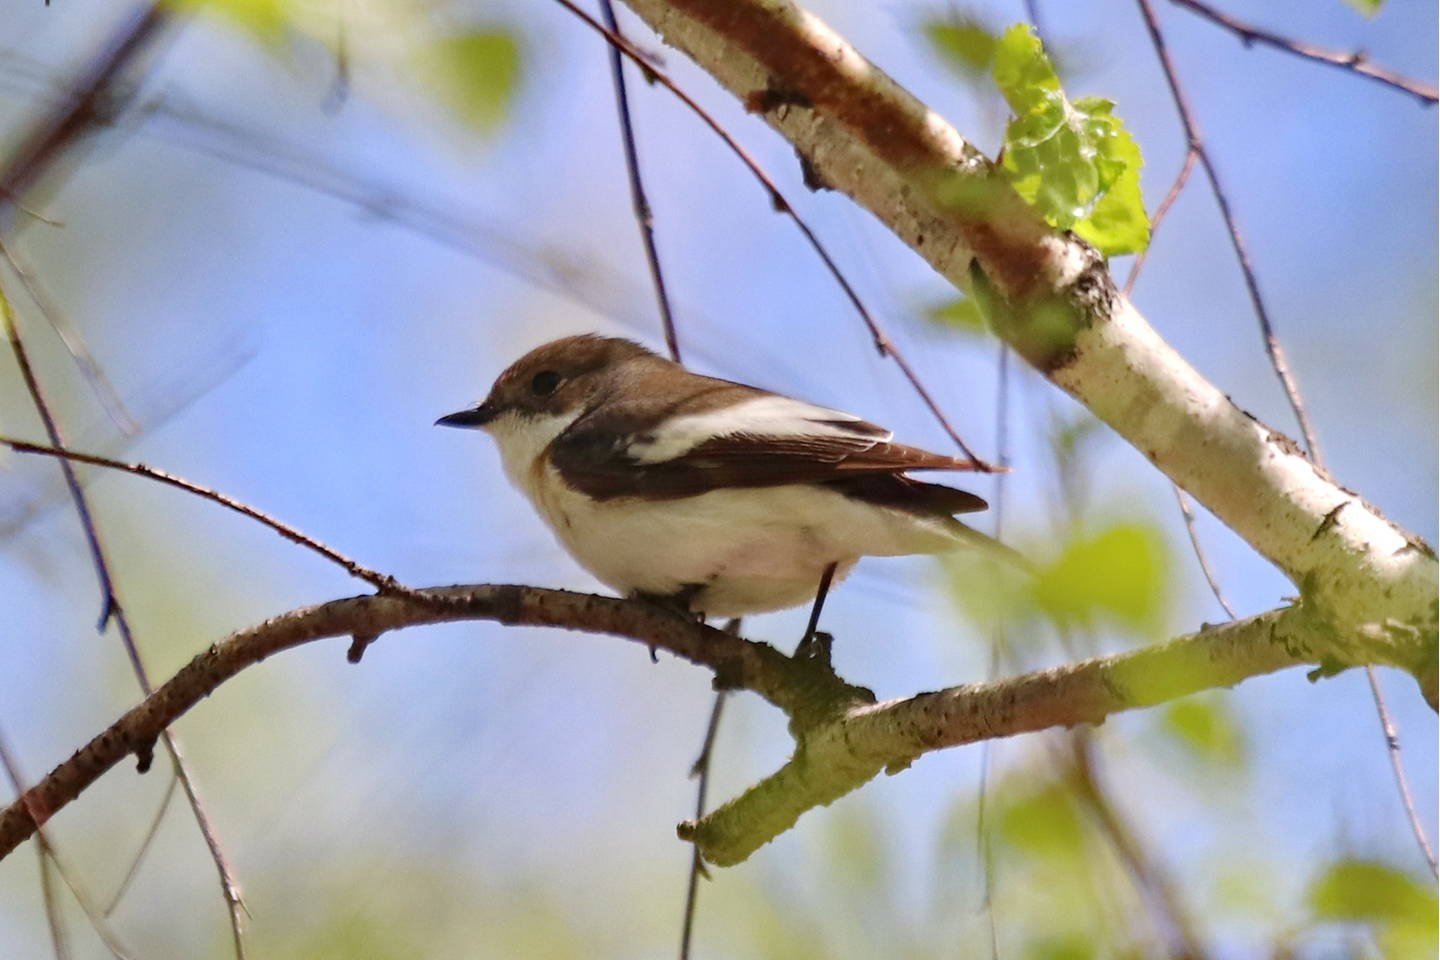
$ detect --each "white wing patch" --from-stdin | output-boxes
[626,395,888,463]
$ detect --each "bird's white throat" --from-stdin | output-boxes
[485,409,582,497]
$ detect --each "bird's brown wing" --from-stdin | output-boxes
[549,398,988,513]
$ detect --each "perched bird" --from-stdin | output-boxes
[437,334,997,620]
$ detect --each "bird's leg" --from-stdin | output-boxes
[633,583,706,621]
[793,562,838,666]
[632,583,706,662]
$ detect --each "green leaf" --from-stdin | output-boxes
[1343,0,1383,15]
[991,24,1149,255]
[821,802,887,891]
[925,296,987,335]
[1030,521,1169,635]
[1025,936,1095,960]
[414,30,521,133]
[998,782,1086,859]
[1309,859,1437,930]
[168,0,291,42]
[924,18,1001,75]
[1159,696,1245,765]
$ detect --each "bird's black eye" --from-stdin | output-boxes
[530,370,561,396]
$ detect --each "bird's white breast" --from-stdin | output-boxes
[487,409,956,616]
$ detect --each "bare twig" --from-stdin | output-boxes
[165,734,247,959]
[551,0,997,469]
[0,293,247,958]
[0,5,174,211]
[0,239,138,435]
[1068,731,1209,960]
[1122,147,1197,296]
[1023,0,1048,42]
[103,769,179,915]
[0,436,406,594]
[973,341,1014,959]
[0,725,133,959]
[0,51,651,327]
[1171,485,1238,621]
[1364,667,1439,878]
[679,688,727,959]
[1133,0,1320,462]
[1135,0,1436,879]
[598,0,682,363]
[37,840,71,960]
[0,4,251,950]
[1170,0,1438,105]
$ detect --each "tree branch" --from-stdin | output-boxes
[1170,0,1438,105]
[680,602,1420,865]
[0,585,862,861]
[1,584,1424,867]
[616,0,1437,703]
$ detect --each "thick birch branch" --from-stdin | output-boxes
[617,0,1437,703]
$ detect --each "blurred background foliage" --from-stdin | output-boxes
[0,0,1434,957]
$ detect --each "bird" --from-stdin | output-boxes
[436,334,999,623]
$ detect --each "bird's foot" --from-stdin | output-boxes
[631,585,706,662]
[632,584,706,623]
[793,629,834,670]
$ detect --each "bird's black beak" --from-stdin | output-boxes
[435,401,498,429]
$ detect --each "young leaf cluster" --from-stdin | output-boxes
[991,24,1150,257]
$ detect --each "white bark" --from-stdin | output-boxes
[619,0,1436,698]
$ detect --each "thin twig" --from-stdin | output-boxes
[1023,0,1048,42]
[104,768,179,914]
[0,5,249,949]
[0,725,133,959]
[0,5,174,210]
[1068,731,1210,959]
[1122,147,1197,296]
[0,292,248,958]
[1170,0,1438,104]
[549,0,996,469]
[0,52,644,327]
[1364,666,1438,878]
[597,0,681,364]
[1133,0,1320,462]
[0,239,138,435]
[0,436,405,594]
[974,340,1014,959]
[1170,485,1238,620]
[680,687,728,959]
[37,839,71,960]
[1134,0,1437,881]
[164,733,248,959]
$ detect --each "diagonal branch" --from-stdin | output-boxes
[615,0,1437,697]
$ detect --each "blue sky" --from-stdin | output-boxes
[0,0,1434,956]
